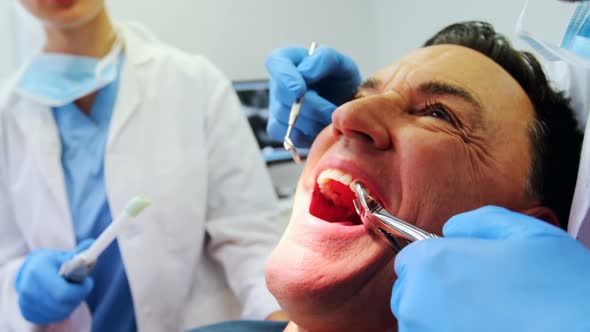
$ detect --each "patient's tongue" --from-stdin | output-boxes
[310,180,360,224]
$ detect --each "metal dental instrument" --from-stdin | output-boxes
[283,41,319,164]
[351,181,439,252]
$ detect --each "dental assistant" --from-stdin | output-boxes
[265,1,590,331]
[0,0,284,331]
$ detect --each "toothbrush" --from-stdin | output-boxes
[59,196,151,283]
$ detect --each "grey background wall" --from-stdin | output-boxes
[373,0,575,70]
[0,0,578,82]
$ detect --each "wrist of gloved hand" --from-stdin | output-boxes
[266,89,337,148]
[392,206,590,332]
[265,46,361,147]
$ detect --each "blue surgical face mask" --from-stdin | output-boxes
[516,0,590,64]
[562,2,590,58]
[15,35,124,107]
[516,0,590,128]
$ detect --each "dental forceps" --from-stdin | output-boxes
[283,41,319,164]
[351,181,439,252]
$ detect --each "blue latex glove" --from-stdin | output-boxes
[265,46,361,147]
[392,206,590,332]
[15,239,95,324]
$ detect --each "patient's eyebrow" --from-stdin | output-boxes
[418,81,483,110]
[359,78,381,90]
[353,78,381,99]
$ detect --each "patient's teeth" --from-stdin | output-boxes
[340,174,352,186]
[316,169,358,205]
[317,169,352,185]
[318,169,341,184]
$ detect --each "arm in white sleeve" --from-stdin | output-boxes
[0,122,35,331]
[202,62,284,320]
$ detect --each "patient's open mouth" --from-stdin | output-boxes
[309,169,362,225]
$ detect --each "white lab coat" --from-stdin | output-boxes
[0,23,283,332]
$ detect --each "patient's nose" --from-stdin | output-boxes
[331,96,395,150]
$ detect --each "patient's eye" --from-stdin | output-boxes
[422,101,454,125]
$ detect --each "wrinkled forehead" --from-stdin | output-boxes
[368,44,534,118]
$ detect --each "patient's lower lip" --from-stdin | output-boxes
[305,213,368,243]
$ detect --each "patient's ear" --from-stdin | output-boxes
[520,206,560,228]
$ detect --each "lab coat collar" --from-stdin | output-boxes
[106,22,156,148]
[3,22,158,151]
[116,22,159,66]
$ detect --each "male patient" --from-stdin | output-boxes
[192,21,582,332]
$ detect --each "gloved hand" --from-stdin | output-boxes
[392,206,590,332]
[265,46,361,147]
[15,239,95,324]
